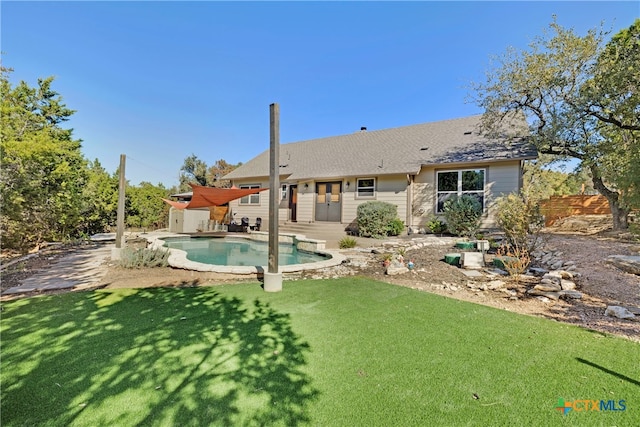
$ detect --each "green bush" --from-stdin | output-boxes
[443,195,482,238]
[338,236,358,249]
[495,193,545,251]
[387,218,405,236]
[357,201,398,238]
[426,217,447,235]
[119,246,170,268]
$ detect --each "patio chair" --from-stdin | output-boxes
[250,217,262,231]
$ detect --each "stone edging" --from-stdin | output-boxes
[145,232,346,274]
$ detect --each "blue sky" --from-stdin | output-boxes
[2,1,637,187]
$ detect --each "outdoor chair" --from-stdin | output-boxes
[250,217,262,231]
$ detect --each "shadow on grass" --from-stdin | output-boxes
[1,285,318,426]
[576,358,640,387]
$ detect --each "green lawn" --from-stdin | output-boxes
[1,278,638,426]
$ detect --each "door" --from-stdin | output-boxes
[289,185,298,222]
[315,182,342,222]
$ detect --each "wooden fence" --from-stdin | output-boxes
[539,195,610,226]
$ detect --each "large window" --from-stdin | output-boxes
[436,169,485,213]
[357,178,375,198]
[239,184,261,205]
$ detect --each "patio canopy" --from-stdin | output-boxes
[162,183,268,210]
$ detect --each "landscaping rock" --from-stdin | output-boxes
[560,279,576,290]
[487,280,506,290]
[528,267,548,275]
[605,255,640,276]
[559,290,583,299]
[604,306,637,320]
[527,289,561,300]
[386,265,409,276]
[487,268,508,276]
[534,283,561,292]
[542,273,561,283]
[550,260,564,270]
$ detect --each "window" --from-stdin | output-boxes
[436,169,485,213]
[281,184,288,200]
[239,184,261,205]
[357,178,375,198]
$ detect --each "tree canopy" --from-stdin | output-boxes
[471,18,640,229]
[1,66,173,251]
[178,155,241,191]
[1,66,87,249]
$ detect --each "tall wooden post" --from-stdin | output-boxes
[264,103,283,292]
[115,154,126,248]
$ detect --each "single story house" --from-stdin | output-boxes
[222,114,537,231]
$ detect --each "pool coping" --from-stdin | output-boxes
[145,231,347,274]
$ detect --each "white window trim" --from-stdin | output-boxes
[436,169,486,213]
[356,177,376,199]
[281,184,288,201]
[239,184,261,205]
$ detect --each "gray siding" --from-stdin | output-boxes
[342,175,407,226]
[411,160,522,230]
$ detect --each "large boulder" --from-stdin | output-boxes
[606,255,640,276]
[604,306,637,320]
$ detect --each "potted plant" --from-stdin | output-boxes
[382,253,393,267]
[396,247,406,264]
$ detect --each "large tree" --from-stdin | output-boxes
[178,154,209,191]
[1,66,88,250]
[472,18,640,230]
[586,20,640,212]
[126,182,170,229]
[207,159,241,188]
[80,159,118,235]
[178,155,241,191]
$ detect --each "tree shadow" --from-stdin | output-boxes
[1,285,318,426]
[575,357,640,387]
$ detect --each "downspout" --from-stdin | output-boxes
[519,160,524,191]
[406,174,414,230]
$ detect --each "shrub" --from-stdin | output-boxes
[497,244,531,284]
[119,246,170,268]
[338,236,357,249]
[495,193,545,252]
[426,217,447,235]
[357,201,398,238]
[442,195,482,238]
[387,218,405,236]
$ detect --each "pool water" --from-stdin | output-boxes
[162,237,329,266]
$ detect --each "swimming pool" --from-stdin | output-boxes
[162,236,330,266]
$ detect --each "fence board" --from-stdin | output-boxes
[540,195,610,226]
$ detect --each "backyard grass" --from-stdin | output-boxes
[1,277,638,426]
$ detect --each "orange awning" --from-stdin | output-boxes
[163,183,268,209]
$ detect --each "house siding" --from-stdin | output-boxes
[296,181,315,223]
[342,175,407,226]
[483,161,521,228]
[411,161,521,230]
[227,179,270,225]
[230,176,408,226]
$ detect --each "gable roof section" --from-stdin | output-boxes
[223,114,537,181]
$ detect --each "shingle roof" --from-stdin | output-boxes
[223,114,537,181]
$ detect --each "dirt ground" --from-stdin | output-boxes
[2,216,639,341]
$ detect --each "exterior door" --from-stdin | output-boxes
[289,185,298,222]
[315,182,342,222]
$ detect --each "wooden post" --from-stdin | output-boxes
[115,154,126,248]
[264,103,282,292]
